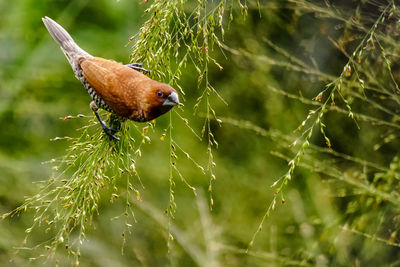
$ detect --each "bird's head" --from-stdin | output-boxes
[141,81,182,121]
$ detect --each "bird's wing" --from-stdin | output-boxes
[80,57,139,117]
[81,57,120,93]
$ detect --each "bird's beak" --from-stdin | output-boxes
[163,91,182,106]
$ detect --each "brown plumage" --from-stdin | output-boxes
[80,57,177,121]
[42,16,181,140]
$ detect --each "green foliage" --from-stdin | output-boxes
[1,0,400,266]
[3,113,150,261]
[247,0,399,250]
[129,0,236,212]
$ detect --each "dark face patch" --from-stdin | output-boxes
[141,82,177,121]
[146,104,173,121]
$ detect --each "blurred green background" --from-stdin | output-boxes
[1,0,400,266]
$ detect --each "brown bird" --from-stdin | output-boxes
[42,16,181,140]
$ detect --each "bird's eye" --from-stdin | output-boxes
[156,90,164,98]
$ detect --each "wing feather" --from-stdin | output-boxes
[80,57,149,117]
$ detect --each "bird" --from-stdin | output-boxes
[42,16,181,141]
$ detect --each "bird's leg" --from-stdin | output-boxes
[125,63,150,74]
[90,101,120,141]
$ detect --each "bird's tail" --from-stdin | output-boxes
[42,16,91,63]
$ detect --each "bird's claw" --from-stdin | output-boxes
[102,125,120,141]
[126,63,150,74]
[103,125,119,134]
[93,109,120,141]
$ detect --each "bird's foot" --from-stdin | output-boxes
[101,123,120,141]
[126,63,150,74]
[92,108,120,141]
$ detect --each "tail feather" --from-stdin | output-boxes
[42,16,91,61]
